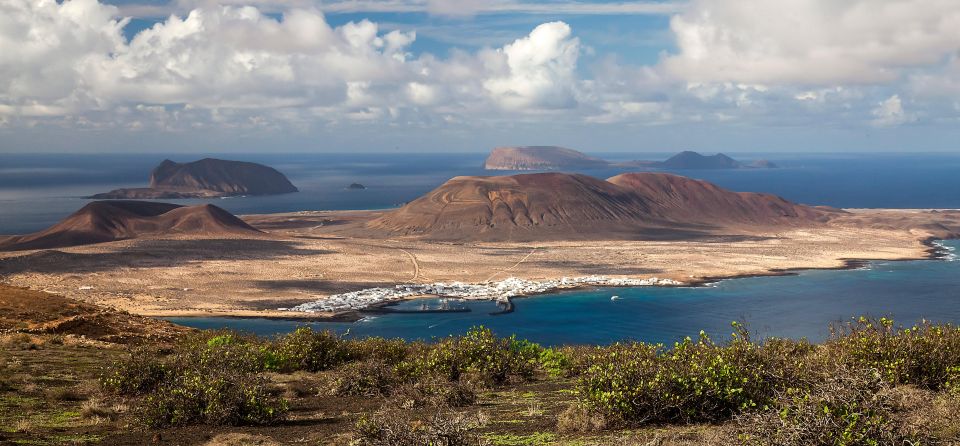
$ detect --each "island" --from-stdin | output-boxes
[346,183,367,190]
[483,146,610,170]
[3,171,958,321]
[90,158,298,199]
[483,146,777,171]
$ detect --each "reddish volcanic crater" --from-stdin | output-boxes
[0,200,262,251]
[366,172,837,241]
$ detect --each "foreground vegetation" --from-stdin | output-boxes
[4,318,960,445]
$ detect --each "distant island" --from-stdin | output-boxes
[483,146,610,170]
[90,158,298,199]
[483,146,777,170]
[347,183,367,190]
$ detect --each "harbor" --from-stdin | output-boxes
[282,276,683,313]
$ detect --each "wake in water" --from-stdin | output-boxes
[933,241,958,261]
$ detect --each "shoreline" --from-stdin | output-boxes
[153,238,955,324]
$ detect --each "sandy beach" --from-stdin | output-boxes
[0,208,957,320]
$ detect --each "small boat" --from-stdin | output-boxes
[610,295,620,301]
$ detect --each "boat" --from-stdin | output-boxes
[611,295,620,301]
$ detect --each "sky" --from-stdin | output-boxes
[2,0,960,153]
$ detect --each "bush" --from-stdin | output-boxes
[101,331,287,427]
[397,326,537,387]
[556,403,607,433]
[354,409,489,446]
[267,327,350,372]
[577,324,811,425]
[100,347,167,395]
[347,337,411,365]
[735,368,912,446]
[141,334,286,427]
[333,359,398,397]
[391,378,478,409]
[828,318,960,390]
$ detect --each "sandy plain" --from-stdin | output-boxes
[0,208,957,320]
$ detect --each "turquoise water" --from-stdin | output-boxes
[166,241,960,346]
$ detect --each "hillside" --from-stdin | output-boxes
[0,201,262,251]
[366,172,831,240]
[90,158,298,199]
[607,173,826,224]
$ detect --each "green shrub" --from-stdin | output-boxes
[100,347,167,395]
[391,378,478,409]
[354,409,488,446]
[735,368,911,446]
[102,330,287,427]
[267,326,350,372]
[347,337,411,365]
[333,359,398,397]
[141,334,286,427]
[577,325,810,425]
[397,326,537,387]
[829,318,960,390]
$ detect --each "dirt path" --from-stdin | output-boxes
[400,248,421,281]
[484,247,539,282]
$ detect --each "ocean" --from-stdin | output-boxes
[2,152,960,235]
[3,151,960,344]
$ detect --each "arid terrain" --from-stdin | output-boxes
[0,206,957,320]
[1,172,959,320]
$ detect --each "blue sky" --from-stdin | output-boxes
[1,0,959,153]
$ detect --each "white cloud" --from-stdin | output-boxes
[3,0,959,142]
[483,21,580,110]
[121,0,686,18]
[0,0,127,116]
[0,1,595,131]
[88,8,418,109]
[871,94,914,127]
[663,0,960,86]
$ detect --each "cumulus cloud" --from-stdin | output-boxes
[0,1,597,131]
[0,0,127,116]
[483,21,580,110]
[663,0,960,86]
[871,94,915,127]
[3,0,960,141]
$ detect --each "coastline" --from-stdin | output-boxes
[155,238,956,323]
[2,208,958,323]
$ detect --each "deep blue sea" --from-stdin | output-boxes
[3,152,960,345]
[2,152,960,234]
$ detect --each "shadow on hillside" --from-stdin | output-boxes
[0,239,334,275]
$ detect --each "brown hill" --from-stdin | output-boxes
[366,172,833,241]
[484,146,610,170]
[0,201,262,251]
[607,173,828,225]
[90,158,298,199]
[0,284,190,344]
